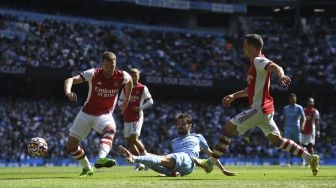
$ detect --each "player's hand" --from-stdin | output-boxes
[316,131,320,139]
[133,106,140,113]
[279,74,291,87]
[120,101,128,114]
[221,169,236,176]
[65,92,77,102]
[222,94,235,107]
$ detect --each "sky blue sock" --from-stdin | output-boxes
[134,155,172,175]
[134,155,161,166]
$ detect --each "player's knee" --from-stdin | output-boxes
[128,134,138,143]
[102,126,115,135]
[66,143,78,154]
[67,136,79,153]
[161,155,175,169]
[127,137,134,145]
[222,123,238,138]
[268,134,282,147]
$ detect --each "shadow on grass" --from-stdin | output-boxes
[160,178,226,181]
[0,176,73,180]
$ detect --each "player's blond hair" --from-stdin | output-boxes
[130,68,140,74]
[101,51,116,62]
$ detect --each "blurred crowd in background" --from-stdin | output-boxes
[0,97,335,161]
[0,13,336,162]
[1,14,336,85]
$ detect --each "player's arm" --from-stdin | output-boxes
[300,108,306,132]
[134,87,154,112]
[265,62,291,87]
[64,75,85,101]
[118,88,125,106]
[120,77,133,113]
[315,111,320,138]
[139,98,153,110]
[203,147,236,176]
[222,87,248,107]
[280,107,286,134]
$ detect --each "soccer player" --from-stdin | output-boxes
[281,93,306,166]
[64,51,133,177]
[119,68,153,170]
[301,97,320,154]
[194,34,320,176]
[119,113,235,177]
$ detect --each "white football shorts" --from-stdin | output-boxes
[231,107,281,137]
[301,133,315,145]
[69,110,116,140]
[123,115,144,138]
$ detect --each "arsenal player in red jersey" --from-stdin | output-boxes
[302,97,320,154]
[64,51,133,177]
[194,34,320,176]
[119,68,153,170]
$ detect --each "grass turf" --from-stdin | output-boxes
[0,166,335,188]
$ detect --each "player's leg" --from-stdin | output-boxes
[118,145,178,176]
[68,111,93,177]
[94,113,116,168]
[127,121,148,170]
[305,134,315,154]
[196,108,259,173]
[283,128,295,166]
[301,134,309,166]
[128,121,146,155]
[262,116,320,176]
[307,143,314,154]
[127,134,141,155]
[134,137,147,155]
[128,134,149,171]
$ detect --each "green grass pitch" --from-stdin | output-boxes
[1,166,335,188]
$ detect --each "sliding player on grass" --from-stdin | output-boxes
[119,113,235,176]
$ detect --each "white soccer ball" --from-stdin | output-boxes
[27,137,48,157]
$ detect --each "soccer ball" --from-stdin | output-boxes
[27,137,48,157]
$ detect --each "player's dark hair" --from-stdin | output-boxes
[101,51,116,62]
[244,34,264,50]
[176,113,192,124]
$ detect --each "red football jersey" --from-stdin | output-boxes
[81,68,131,115]
[121,82,152,122]
[247,55,274,114]
[302,107,319,134]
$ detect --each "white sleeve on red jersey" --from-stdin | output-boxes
[139,86,153,110]
[118,87,125,107]
[254,57,271,71]
[141,86,152,101]
[80,68,95,82]
[122,71,132,85]
[314,110,320,120]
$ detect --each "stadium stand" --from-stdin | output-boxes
[0,7,335,166]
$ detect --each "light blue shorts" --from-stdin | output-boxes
[171,152,194,176]
[284,128,301,143]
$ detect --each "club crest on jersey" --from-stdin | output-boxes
[113,82,119,88]
[135,90,140,95]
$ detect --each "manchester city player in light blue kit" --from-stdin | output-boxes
[282,93,306,166]
[119,113,235,176]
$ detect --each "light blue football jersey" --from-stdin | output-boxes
[283,104,305,130]
[171,133,209,158]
